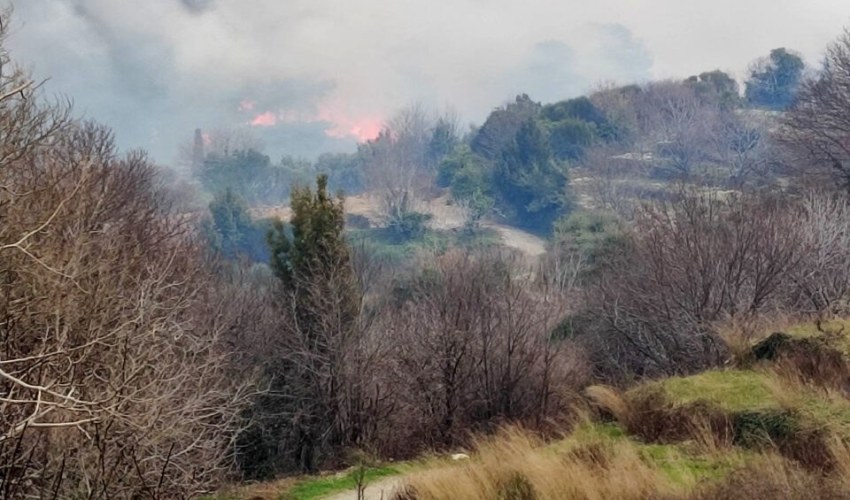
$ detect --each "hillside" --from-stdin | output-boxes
[249,192,548,258]
[11,2,850,497]
[211,319,850,500]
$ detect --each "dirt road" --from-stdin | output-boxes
[322,476,404,500]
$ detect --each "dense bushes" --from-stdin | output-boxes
[437,95,580,234]
[383,250,585,447]
[196,149,365,206]
[198,149,295,204]
[0,120,256,497]
[0,22,275,495]
[576,191,850,382]
[238,237,587,477]
[203,188,273,262]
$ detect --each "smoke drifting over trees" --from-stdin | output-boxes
[9,1,850,498]
[9,0,846,163]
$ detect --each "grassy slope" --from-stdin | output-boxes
[212,319,850,499]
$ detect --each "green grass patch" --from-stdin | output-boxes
[633,370,779,413]
[282,466,401,500]
[553,422,747,489]
[545,421,630,452]
[623,365,850,460]
[638,443,746,486]
[785,319,850,357]
[796,397,850,429]
[785,319,850,338]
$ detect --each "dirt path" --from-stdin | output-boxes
[482,222,547,257]
[322,476,404,500]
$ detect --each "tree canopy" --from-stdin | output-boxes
[745,48,805,110]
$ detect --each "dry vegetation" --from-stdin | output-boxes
[389,321,850,500]
[0,18,267,498]
[8,6,850,500]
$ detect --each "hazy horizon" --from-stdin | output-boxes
[8,0,850,164]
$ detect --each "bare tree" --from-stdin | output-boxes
[709,110,773,187]
[387,249,582,446]
[577,147,654,220]
[636,81,722,177]
[782,29,850,192]
[0,126,256,498]
[787,193,850,317]
[360,105,435,230]
[583,191,804,380]
[0,19,256,495]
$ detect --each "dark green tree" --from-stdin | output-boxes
[471,94,541,160]
[203,188,270,262]
[268,174,357,324]
[250,175,361,474]
[541,96,607,127]
[540,97,614,158]
[314,152,364,194]
[686,70,741,108]
[438,145,495,232]
[199,149,292,204]
[495,119,569,233]
[546,119,595,160]
[745,48,804,110]
[438,145,488,194]
[426,116,459,168]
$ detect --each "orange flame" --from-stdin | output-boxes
[250,111,277,127]
[317,103,383,142]
[242,99,383,142]
[324,119,383,142]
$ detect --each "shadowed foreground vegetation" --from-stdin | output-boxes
[387,320,850,500]
[209,319,850,499]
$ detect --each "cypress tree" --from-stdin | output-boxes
[259,174,359,473]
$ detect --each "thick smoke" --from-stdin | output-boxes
[178,0,214,14]
[6,0,847,163]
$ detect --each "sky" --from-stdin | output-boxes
[7,0,850,164]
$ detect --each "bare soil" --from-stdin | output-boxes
[251,192,548,258]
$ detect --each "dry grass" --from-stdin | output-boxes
[588,367,850,471]
[391,421,850,500]
[229,316,850,500]
[584,385,630,423]
[714,314,797,366]
[717,315,850,368]
[687,453,850,500]
[588,380,739,447]
[394,426,681,500]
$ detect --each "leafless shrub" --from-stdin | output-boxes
[582,191,804,380]
[238,236,395,475]
[360,105,434,227]
[0,30,255,496]
[635,81,721,176]
[383,249,586,449]
[579,187,850,382]
[708,111,774,187]
[786,193,850,316]
[782,29,850,192]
